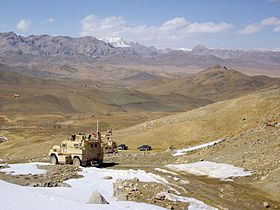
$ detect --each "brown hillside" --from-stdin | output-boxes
[114,87,280,149]
[141,66,280,101]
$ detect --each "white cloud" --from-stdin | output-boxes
[80,15,126,37]
[184,22,233,33]
[162,17,190,30]
[80,14,233,48]
[260,17,279,26]
[238,24,263,34]
[238,17,280,34]
[16,18,31,31]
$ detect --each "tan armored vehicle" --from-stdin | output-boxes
[48,133,103,167]
[102,141,118,153]
[102,129,118,154]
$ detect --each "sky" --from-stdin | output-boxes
[0,0,280,49]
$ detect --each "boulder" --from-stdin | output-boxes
[87,191,109,204]
[154,192,166,200]
[274,122,280,127]
[263,202,270,208]
[102,176,113,180]
[0,136,7,143]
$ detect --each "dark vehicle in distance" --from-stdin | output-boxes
[118,144,128,150]
[138,145,152,151]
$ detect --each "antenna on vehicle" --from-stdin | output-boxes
[96,120,99,140]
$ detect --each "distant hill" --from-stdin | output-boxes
[0,95,78,113]
[1,65,279,114]
[114,87,280,149]
[0,67,55,85]
[121,72,159,82]
[141,65,280,101]
[0,69,212,113]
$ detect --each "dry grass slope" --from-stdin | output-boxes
[115,87,280,149]
[142,66,280,102]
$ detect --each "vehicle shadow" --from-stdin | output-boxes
[97,162,119,168]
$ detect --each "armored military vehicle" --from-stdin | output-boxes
[102,129,118,154]
[48,133,103,167]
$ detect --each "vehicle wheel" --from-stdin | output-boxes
[73,157,81,167]
[97,159,103,167]
[50,155,58,165]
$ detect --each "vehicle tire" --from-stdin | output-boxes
[97,159,103,167]
[73,157,81,167]
[50,155,58,165]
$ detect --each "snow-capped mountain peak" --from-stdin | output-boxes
[102,37,131,48]
[177,48,192,52]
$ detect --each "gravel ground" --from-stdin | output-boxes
[0,164,82,187]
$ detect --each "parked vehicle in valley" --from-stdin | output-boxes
[138,145,152,151]
[118,144,128,150]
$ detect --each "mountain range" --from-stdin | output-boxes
[0,31,280,79]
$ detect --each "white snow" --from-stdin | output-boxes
[166,161,252,180]
[103,37,130,48]
[173,139,224,156]
[0,162,166,210]
[0,162,48,175]
[147,172,169,184]
[0,162,220,210]
[162,192,218,210]
[155,168,178,176]
[178,48,192,52]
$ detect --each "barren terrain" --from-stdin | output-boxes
[1,63,280,209]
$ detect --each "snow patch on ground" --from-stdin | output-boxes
[166,161,252,180]
[0,162,219,210]
[155,168,178,176]
[161,192,217,210]
[173,139,224,156]
[0,163,166,210]
[148,172,169,184]
[0,162,48,175]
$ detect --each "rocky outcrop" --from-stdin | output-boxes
[0,165,82,188]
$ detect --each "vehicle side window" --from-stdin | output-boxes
[61,144,66,147]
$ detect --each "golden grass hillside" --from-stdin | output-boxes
[114,87,280,149]
[141,66,280,102]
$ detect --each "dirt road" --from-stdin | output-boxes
[111,163,280,210]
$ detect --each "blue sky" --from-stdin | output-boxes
[0,0,280,49]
